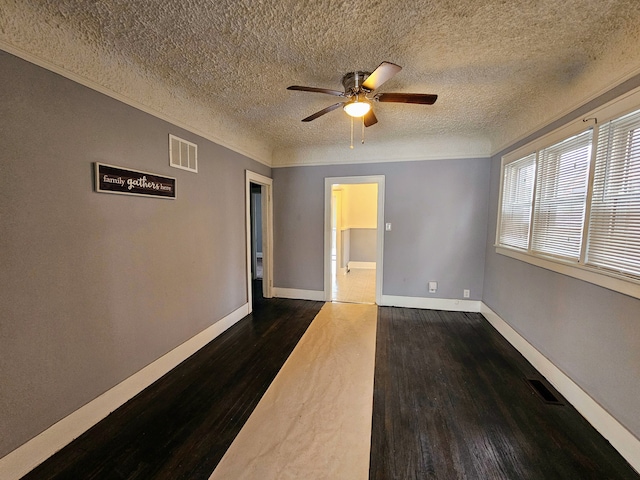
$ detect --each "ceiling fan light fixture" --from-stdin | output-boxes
[343,98,371,118]
[289,62,437,128]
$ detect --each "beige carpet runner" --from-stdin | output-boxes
[209,302,377,480]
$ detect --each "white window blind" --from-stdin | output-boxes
[531,130,592,260]
[499,153,536,249]
[587,110,640,278]
[496,90,640,297]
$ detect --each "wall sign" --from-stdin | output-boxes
[95,163,176,199]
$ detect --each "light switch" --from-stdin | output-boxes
[385,223,392,231]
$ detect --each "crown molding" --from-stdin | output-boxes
[272,135,492,168]
[490,64,640,158]
[0,42,274,168]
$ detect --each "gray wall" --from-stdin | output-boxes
[349,228,377,262]
[273,158,490,299]
[0,51,270,457]
[482,75,640,440]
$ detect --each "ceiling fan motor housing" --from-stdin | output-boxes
[342,71,371,95]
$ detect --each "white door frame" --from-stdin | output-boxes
[246,170,273,312]
[332,188,343,271]
[324,175,385,303]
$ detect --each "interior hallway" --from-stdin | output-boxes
[20,295,639,479]
[332,264,377,304]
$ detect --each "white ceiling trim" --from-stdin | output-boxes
[273,135,492,168]
[7,35,640,168]
[490,63,640,157]
[4,0,640,170]
[5,0,640,168]
[0,40,274,168]
[2,36,493,168]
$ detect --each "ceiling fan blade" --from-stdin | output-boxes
[287,85,345,97]
[363,110,378,127]
[362,62,402,91]
[301,102,344,122]
[376,93,438,104]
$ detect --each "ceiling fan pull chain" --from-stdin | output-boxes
[362,116,365,144]
[350,116,354,149]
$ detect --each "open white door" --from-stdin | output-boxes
[246,171,273,312]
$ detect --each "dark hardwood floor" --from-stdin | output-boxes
[369,307,639,480]
[21,300,638,479]
[22,289,323,479]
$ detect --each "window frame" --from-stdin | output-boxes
[495,86,640,300]
[497,153,536,250]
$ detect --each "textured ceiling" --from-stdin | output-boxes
[3,0,640,166]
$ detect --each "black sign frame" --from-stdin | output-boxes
[95,163,176,199]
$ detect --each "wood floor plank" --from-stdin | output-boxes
[369,307,639,480]
[21,296,323,480]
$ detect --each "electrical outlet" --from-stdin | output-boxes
[463,289,470,298]
[428,281,438,293]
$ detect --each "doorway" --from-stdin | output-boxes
[246,171,273,312]
[324,176,385,304]
[250,183,263,281]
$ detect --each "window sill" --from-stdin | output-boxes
[495,246,640,300]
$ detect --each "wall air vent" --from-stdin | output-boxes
[169,134,198,173]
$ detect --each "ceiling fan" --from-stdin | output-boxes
[287,61,438,128]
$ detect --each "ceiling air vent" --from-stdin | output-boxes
[169,134,197,173]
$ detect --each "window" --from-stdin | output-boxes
[531,130,592,260]
[586,110,640,279]
[498,153,535,250]
[496,91,640,298]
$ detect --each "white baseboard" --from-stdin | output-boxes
[0,303,250,480]
[272,287,325,302]
[381,295,481,312]
[480,303,640,474]
[347,261,376,270]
